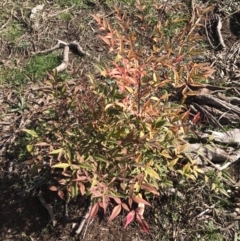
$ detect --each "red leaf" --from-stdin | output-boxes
[78,182,85,195]
[121,203,130,212]
[173,54,185,63]
[112,197,121,205]
[132,196,151,206]
[108,204,122,222]
[193,112,201,125]
[89,187,102,198]
[57,178,66,185]
[136,213,150,234]
[101,196,109,214]
[128,197,133,208]
[99,35,111,46]
[88,202,99,220]
[57,190,65,200]
[49,186,58,191]
[140,183,159,195]
[124,210,135,228]
[72,176,87,181]
[90,14,101,25]
[181,109,190,122]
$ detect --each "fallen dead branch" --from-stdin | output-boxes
[54,45,69,73]
[33,40,91,73]
[75,202,92,235]
[217,92,240,105]
[215,14,226,49]
[180,83,240,125]
[184,127,240,172]
[194,94,240,116]
[219,218,240,232]
[205,18,215,49]
[191,102,226,132]
[195,203,218,220]
[200,129,240,146]
[185,140,240,171]
[204,12,226,50]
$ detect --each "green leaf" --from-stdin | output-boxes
[219,188,230,197]
[50,148,64,154]
[150,96,159,101]
[125,86,134,93]
[22,129,38,138]
[154,119,167,129]
[71,182,78,198]
[167,158,178,170]
[94,154,107,163]
[26,144,33,152]
[52,163,70,168]
[145,166,160,180]
[160,151,172,159]
[78,163,93,170]
[211,183,216,190]
[105,103,114,110]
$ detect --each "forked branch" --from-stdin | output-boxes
[34,40,90,73]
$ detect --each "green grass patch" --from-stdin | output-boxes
[0,54,60,85]
[59,12,73,21]
[3,22,25,42]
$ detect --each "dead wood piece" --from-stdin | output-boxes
[34,40,90,73]
[217,92,240,105]
[68,42,90,57]
[227,41,240,60]
[231,81,240,87]
[75,202,92,235]
[64,201,69,220]
[185,143,240,171]
[219,219,240,231]
[202,84,229,92]
[192,103,226,133]
[195,203,217,220]
[200,129,240,146]
[186,143,237,163]
[0,15,12,31]
[194,94,240,116]
[233,87,240,97]
[202,104,240,124]
[34,40,64,55]
[215,14,226,49]
[53,45,69,73]
[205,18,215,49]
[35,40,89,57]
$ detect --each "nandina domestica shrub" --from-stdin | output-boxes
[21,1,215,233]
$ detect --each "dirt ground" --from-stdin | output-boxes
[1,0,240,240]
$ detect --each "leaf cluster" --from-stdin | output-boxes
[21,1,216,233]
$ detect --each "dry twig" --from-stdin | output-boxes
[37,193,57,226]
[75,202,92,235]
[215,14,226,49]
